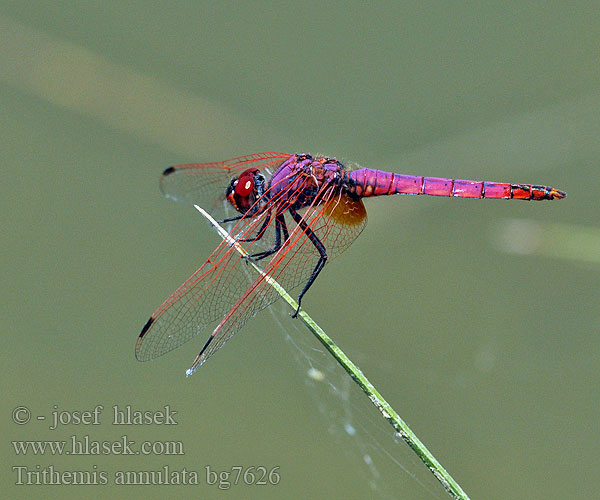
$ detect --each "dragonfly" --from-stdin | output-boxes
[136,152,566,374]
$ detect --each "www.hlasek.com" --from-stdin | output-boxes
[12,465,281,488]
[12,434,184,456]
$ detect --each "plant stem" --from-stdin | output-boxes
[194,205,471,500]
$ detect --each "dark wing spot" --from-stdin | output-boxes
[139,316,154,339]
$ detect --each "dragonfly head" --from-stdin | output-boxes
[226,168,266,215]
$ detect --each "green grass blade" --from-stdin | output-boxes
[194,205,471,500]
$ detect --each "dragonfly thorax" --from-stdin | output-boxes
[225,168,266,215]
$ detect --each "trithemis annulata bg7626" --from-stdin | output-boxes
[136,152,566,373]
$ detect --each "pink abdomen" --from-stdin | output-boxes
[348,168,566,201]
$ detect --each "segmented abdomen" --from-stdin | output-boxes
[348,168,566,200]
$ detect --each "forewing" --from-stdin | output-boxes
[187,177,368,372]
[159,152,292,218]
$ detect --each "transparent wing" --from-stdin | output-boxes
[138,161,367,369]
[186,175,368,373]
[159,152,292,219]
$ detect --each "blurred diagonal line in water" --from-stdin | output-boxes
[0,15,289,156]
[382,91,600,178]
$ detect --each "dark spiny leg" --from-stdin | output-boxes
[280,213,290,241]
[248,213,289,261]
[218,215,244,223]
[237,212,271,244]
[288,208,327,318]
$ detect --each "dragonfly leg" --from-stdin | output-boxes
[237,212,271,245]
[247,214,289,261]
[218,215,244,223]
[288,208,327,318]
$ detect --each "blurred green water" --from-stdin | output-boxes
[2,2,598,499]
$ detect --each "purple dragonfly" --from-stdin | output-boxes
[136,152,566,372]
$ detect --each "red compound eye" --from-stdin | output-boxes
[235,176,254,196]
[226,168,260,213]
